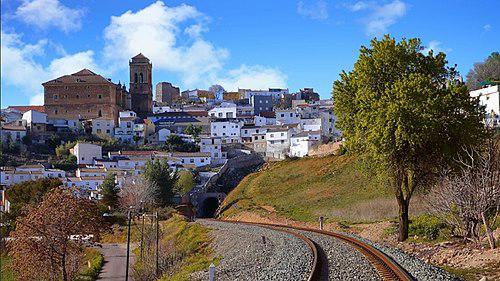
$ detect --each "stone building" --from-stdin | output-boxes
[155,82,180,105]
[129,53,153,117]
[43,69,129,122]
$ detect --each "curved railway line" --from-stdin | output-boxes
[213,219,414,281]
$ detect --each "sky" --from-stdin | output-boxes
[1,0,499,107]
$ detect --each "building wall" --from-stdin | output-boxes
[44,83,121,122]
[129,55,153,116]
[155,82,180,104]
[72,143,102,165]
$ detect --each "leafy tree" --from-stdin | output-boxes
[184,124,202,141]
[175,170,196,195]
[165,134,199,152]
[21,135,31,146]
[333,35,485,241]
[466,52,500,90]
[6,178,62,221]
[9,189,103,281]
[143,159,178,207]
[100,173,120,210]
[133,135,142,144]
[55,141,76,158]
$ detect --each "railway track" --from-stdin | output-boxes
[216,219,414,281]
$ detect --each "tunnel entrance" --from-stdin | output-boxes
[199,197,219,218]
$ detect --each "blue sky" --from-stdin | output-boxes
[1,0,499,107]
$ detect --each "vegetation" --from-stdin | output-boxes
[218,155,415,222]
[100,173,120,210]
[466,52,500,90]
[133,214,218,281]
[0,255,15,281]
[333,35,485,241]
[9,189,103,281]
[143,159,179,207]
[175,170,196,195]
[165,135,199,152]
[184,124,202,141]
[5,178,62,224]
[75,248,104,281]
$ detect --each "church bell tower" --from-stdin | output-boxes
[129,53,153,117]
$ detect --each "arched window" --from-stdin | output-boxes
[98,110,102,117]
[134,73,138,83]
[140,73,144,83]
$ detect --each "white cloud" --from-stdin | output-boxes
[297,0,328,20]
[103,1,228,87]
[422,40,451,55]
[1,31,98,105]
[217,65,287,91]
[103,1,287,89]
[15,0,84,32]
[483,24,491,32]
[348,0,407,36]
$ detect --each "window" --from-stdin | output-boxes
[98,94,102,99]
[55,109,58,115]
[214,152,218,157]
[244,130,248,134]
[106,129,110,133]
[76,95,79,99]
[281,114,284,117]
[222,125,226,128]
[53,94,59,100]
[281,133,284,136]
[98,110,102,117]
[81,157,85,161]
[190,159,194,163]
[270,134,274,137]
[290,113,293,117]
[201,159,205,163]
[97,129,101,133]
[134,73,138,83]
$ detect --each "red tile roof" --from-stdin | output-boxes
[7,105,45,113]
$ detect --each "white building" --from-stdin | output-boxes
[470,85,499,126]
[71,143,102,165]
[254,114,276,126]
[290,131,321,157]
[91,118,115,136]
[0,165,65,187]
[241,125,268,143]
[300,118,322,132]
[157,128,172,142]
[22,110,47,125]
[276,109,301,125]
[208,103,237,119]
[200,136,227,165]
[320,110,338,138]
[210,119,243,143]
[265,127,293,159]
[171,152,211,168]
[1,121,26,144]
[114,112,136,143]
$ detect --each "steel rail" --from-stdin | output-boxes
[216,219,414,281]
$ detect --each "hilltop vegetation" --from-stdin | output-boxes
[219,155,425,223]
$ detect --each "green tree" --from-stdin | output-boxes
[466,52,500,90]
[6,178,62,222]
[100,173,120,210]
[175,170,196,195]
[143,159,178,207]
[333,35,485,241]
[184,124,202,140]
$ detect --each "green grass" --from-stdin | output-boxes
[440,261,500,281]
[219,155,422,222]
[75,248,104,281]
[0,255,15,281]
[139,214,219,281]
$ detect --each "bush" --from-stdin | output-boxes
[75,248,104,281]
[409,214,447,240]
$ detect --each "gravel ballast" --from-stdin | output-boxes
[342,232,461,281]
[294,229,381,281]
[195,220,314,281]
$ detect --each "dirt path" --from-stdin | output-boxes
[98,243,134,280]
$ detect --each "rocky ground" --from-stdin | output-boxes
[192,220,313,281]
[226,211,500,280]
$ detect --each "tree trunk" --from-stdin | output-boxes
[397,197,409,241]
[61,253,68,281]
[481,212,496,249]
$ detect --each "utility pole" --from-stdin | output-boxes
[140,213,145,260]
[125,210,132,281]
[155,211,159,277]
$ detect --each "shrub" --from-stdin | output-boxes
[75,248,104,281]
[409,214,447,240]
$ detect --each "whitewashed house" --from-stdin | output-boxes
[241,125,268,143]
[71,143,102,165]
[1,121,26,144]
[290,131,321,157]
[300,118,322,132]
[171,152,211,168]
[276,109,300,125]
[157,128,172,142]
[208,103,237,118]
[320,110,338,138]
[115,111,136,143]
[210,119,243,143]
[200,136,227,165]
[470,85,499,126]
[91,118,115,136]
[265,127,293,159]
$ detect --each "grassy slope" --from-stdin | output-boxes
[220,154,425,222]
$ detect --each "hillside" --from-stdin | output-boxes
[219,154,425,223]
